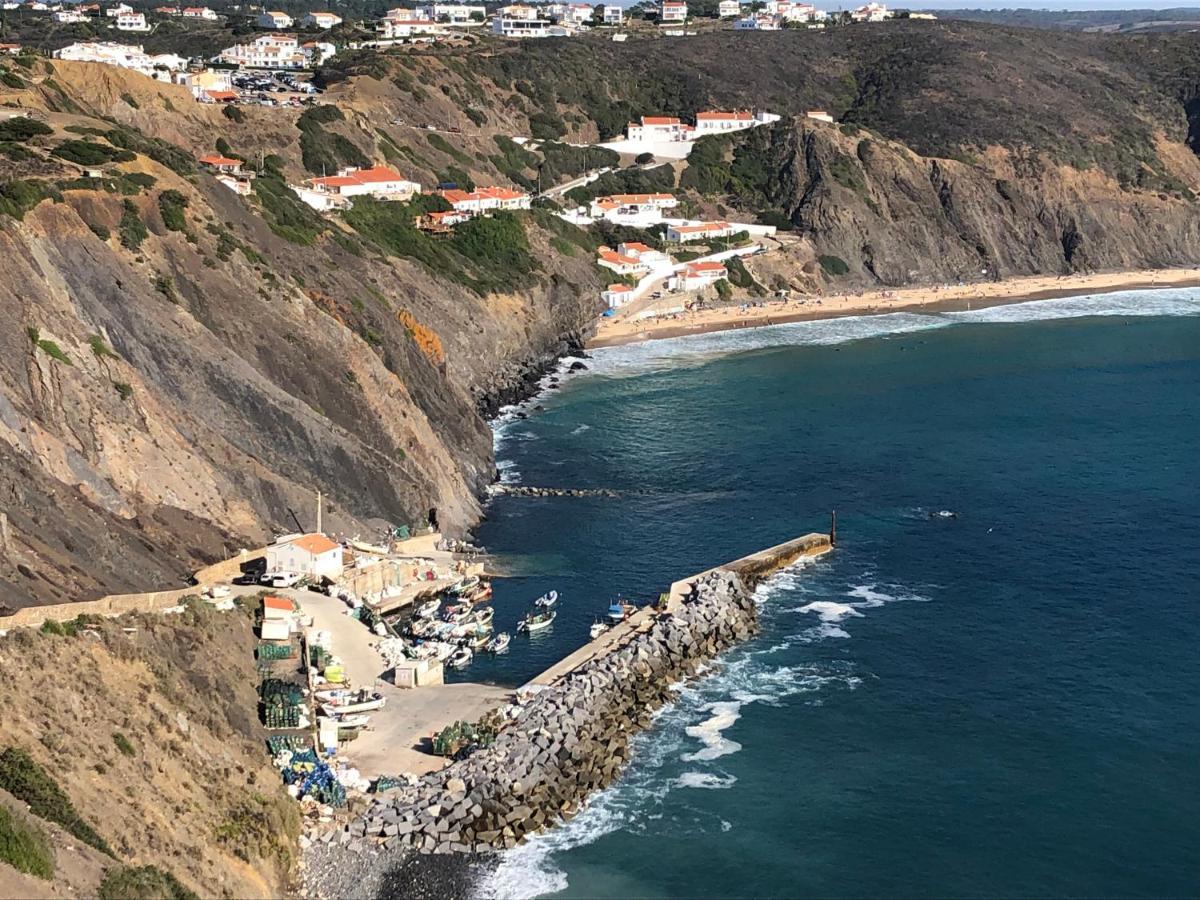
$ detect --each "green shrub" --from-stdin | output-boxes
[97,865,197,900]
[252,173,325,245]
[0,805,54,881]
[0,71,26,90]
[104,127,193,176]
[715,278,732,300]
[0,180,56,219]
[0,141,34,161]
[818,254,850,276]
[0,747,113,856]
[297,105,368,176]
[88,221,111,241]
[222,104,245,124]
[88,335,117,359]
[120,92,140,110]
[157,189,188,232]
[635,152,655,165]
[427,132,471,165]
[114,382,133,401]
[464,107,486,127]
[528,110,566,141]
[119,200,147,250]
[756,209,794,231]
[0,116,52,142]
[52,140,135,166]
[112,733,135,757]
[36,340,72,365]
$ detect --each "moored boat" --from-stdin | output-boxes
[469,606,495,627]
[447,647,473,668]
[450,574,481,594]
[417,598,441,619]
[518,609,556,633]
[607,599,636,622]
[486,632,511,653]
[589,620,610,639]
[534,590,559,608]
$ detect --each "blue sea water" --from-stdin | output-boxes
[462,290,1200,899]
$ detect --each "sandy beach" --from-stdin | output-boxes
[586,267,1200,348]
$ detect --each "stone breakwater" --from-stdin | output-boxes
[336,569,756,855]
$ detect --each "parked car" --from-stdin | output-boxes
[259,571,302,588]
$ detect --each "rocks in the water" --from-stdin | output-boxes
[341,569,757,857]
[492,485,618,499]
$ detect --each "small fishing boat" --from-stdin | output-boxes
[534,590,559,609]
[327,712,371,729]
[408,617,433,637]
[462,583,493,604]
[321,696,386,716]
[441,603,471,623]
[518,609,556,633]
[417,598,441,619]
[486,632,511,654]
[607,600,636,622]
[450,575,481,595]
[589,621,610,640]
[447,646,473,668]
[469,628,492,649]
[469,606,495,627]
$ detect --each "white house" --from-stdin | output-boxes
[265,533,344,580]
[218,34,332,68]
[180,5,218,19]
[492,5,561,36]
[694,109,780,135]
[666,220,738,242]
[547,2,591,24]
[53,9,87,21]
[766,0,814,20]
[302,10,342,27]
[257,9,293,28]
[806,108,834,123]
[597,247,648,276]
[602,4,622,23]
[602,283,634,308]
[851,1,887,20]
[589,192,678,220]
[717,0,739,16]
[670,261,728,291]
[435,185,531,214]
[625,115,691,142]
[54,40,184,80]
[307,165,419,201]
[432,2,485,22]
[115,11,149,30]
[734,13,780,28]
[660,0,686,22]
[618,241,670,267]
[379,15,448,37]
[103,2,131,15]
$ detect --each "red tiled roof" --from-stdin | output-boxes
[202,90,237,101]
[263,595,292,611]
[289,533,339,554]
[198,153,240,166]
[697,110,753,121]
[673,221,731,233]
[312,166,407,189]
[641,116,680,125]
[599,249,642,267]
[606,283,633,292]
[687,261,727,273]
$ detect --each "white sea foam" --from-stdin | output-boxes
[675,771,738,790]
[585,287,1200,378]
[942,286,1200,324]
[570,423,591,435]
[681,701,744,762]
[797,601,865,623]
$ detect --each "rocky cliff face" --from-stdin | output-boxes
[738,121,1200,287]
[0,63,602,610]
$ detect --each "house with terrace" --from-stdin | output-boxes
[666,220,739,243]
[670,260,728,291]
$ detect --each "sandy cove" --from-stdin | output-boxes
[586,267,1200,349]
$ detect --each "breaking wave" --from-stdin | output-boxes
[584,287,1200,378]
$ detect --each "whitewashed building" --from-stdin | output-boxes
[660,0,686,21]
[718,0,739,15]
[666,220,739,242]
[734,13,780,28]
[670,260,728,291]
[432,2,486,22]
[217,34,333,68]
[694,109,781,134]
[435,185,532,215]
[851,1,887,20]
[54,41,184,78]
[303,165,420,206]
[302,10,342,27]
[603,4,622,23]
[602,283,634,308]
[257,9,293,28]
[264,533,344,580]
[181,6,219,19]
[379,14,448,37]
[492,4,562,36]
[53,9,87,22]
[626,115,692,142]
[115,11,149,30]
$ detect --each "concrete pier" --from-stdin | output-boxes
[530,531,832,687]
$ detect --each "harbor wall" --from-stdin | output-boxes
[0,587,205,629]
[335,532,832,855]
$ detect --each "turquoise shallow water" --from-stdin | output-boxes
[460,291,1200,899]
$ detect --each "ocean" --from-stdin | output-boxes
[457,289,1200,898]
